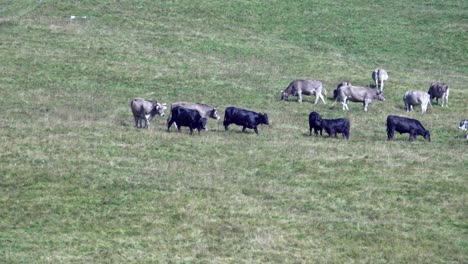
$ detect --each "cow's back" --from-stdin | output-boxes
[404,90,429,104]
[428,82,448,97]
[296,80,322,93]
[224,107,258,126]
[172,102,208,115]
[131,97,152,115]
[172,106,200,125]
[339,86,372,101]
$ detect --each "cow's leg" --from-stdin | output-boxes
[189,127,193,135]
[167,119,174,131]
[134,116,139,128]
[138,118,143,128]
[363,101,368,112]
[242,126,247,133]
[314,94,319,105]
[319,93,326,104]
[223,120,229,131]
[145,114,151,128]
[387,129,394,141]
[341,97,348,110]
[254,127,259,134]
[297,91,302,103]
[380,79,384,92]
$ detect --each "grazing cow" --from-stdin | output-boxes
[459,120,468,139]
[335,84,385,111]
[167,106,207,135]
[403,90,432,113]
[169,102,220,130]
[319,118,350,139]
[386,115,431,141]
[371,68,389,92]
[281,80,326,104]
[308,111,323,136]
[223,106,269,134]
[130,97,167,128]
[428,82,449,107]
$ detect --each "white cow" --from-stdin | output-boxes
[403,90,432,113]
[371,68,389,92]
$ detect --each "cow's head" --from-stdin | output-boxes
[154,103,167,116]
[210,107,221,120]
[281,90,289,100]
[198,117,208,131]
[336,81,351,90]
[314,116,323,128]
[424,131,431,142]
[261,113,270,125]
[375,92,385,101]
[459,120,468,131]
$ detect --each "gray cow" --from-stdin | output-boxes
[168,102,220,130]
[403,90,432,113]
[281,80,326,104]
[335,83,385,111]
[130,97,167,128]
[371,68,389,92]
[428,82,449,107]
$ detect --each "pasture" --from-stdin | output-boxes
[0,1,467,263]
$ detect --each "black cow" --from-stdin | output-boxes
[167,106,207,135]
[386,115,430,141]
[319,118,350,139]
[223,106,269,134]
[308,111,323,136]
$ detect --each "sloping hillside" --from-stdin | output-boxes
[0,1,466,262]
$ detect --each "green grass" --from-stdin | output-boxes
[1,0,467,263]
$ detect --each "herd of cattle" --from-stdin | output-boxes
[130,68,466,140]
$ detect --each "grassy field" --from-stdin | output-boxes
[1,0,467,263]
